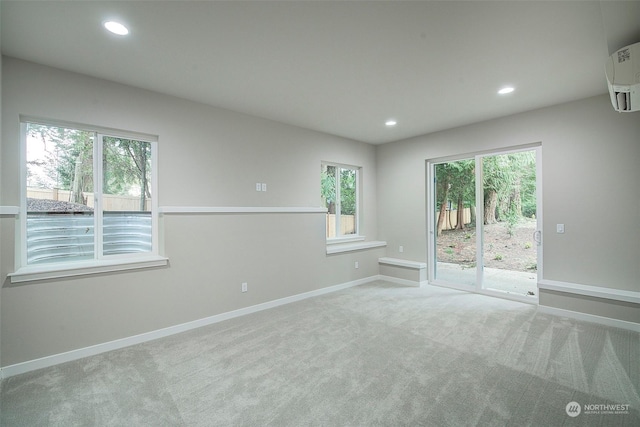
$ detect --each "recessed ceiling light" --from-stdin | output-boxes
[104,21,129,36]
[385,120,397,127]
[498,87,515,95]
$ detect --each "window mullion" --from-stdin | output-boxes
[355,168,359,235]
[19,122,28,268]
[151,141,159,254]
[94,133,104,259]
[335,168,341,238]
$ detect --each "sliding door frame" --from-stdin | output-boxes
[426,143,542,304]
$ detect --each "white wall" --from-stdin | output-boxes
[0,57,383,366]
[376,95,640,323]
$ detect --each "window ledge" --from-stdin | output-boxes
[378,257,427,270]
[8,256,168,284]
[326,235,365,245]
[326,240,387,255]
[0,206,20,216]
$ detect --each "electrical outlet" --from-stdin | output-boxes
[256,183,262,192]
[355,261,359,269]
[242,282,248,292]
[556,224,565,234]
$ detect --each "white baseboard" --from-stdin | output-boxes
[0,276,378,379]
[378,274,425,288]
[537,305,640,332]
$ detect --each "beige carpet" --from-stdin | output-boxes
[1,281,639,426]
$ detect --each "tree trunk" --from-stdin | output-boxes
[71,152,84,205]
[139,146,148,211]
[512,178,522,216]
[436,184,449,236]
[436,199,448,236]
[497,196,509,222]
[484,190,498,224]
[455,195,465,230]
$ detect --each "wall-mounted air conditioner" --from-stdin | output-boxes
[605,42,640,112]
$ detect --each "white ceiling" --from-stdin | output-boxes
[2,1,639,145]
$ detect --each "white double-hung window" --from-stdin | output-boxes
[321,162,360,240]
[12,119,164,282]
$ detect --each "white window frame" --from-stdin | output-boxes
[322,162,362,243]
[10,117,166,283]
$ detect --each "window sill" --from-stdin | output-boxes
[8,256,169,284]
[326,235,366,245]
[0,206,20,215]
[326,240,387,255]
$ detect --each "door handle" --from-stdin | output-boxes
[533,230,541,244]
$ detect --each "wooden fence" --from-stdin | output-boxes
[27,188,150,211]
[437,207,472,231]
[326,214,356,237]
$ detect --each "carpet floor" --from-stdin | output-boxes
[1,281,639,426]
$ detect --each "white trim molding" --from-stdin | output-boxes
[0,275,380,379]
[326,240,386,254]
[0,206,20,215]
[538,306,640,333]
[160,206,327,214]
[378,258,427,288]
[378,257,427,270]
[538,279,640,304]
[326,235,365,245]
[379,275,427,288]
[8,256,169,283]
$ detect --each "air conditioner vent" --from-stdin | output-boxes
[615,91,631,111]
[605,42,640,112]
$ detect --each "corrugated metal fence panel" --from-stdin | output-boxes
[27,213,95,264]
[27,212,151,265]
[103,213,152,255]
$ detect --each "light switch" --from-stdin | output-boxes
[556,224,565,234]
[261,183,267,192]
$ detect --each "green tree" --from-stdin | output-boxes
[27,124,93,205]
[321,166,356,216]
[321,166,336,214]
[482,151,535,225]
[447,160,475,230]
[340,168,356,215]
[103,137,152,210]
[27,124,152,210]
[435,160,474,235]
[435,163,452,236]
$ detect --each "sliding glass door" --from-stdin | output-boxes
[433,158,477,287]
[428,146,541,300]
